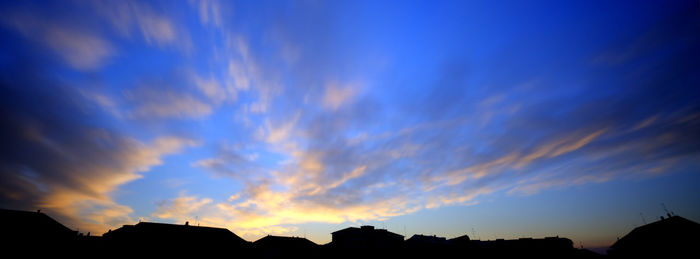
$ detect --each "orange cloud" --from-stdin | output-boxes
[9,127,196,233]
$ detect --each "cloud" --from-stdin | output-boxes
[191,144,259,178]
[513,129,608,169]
[228,60,252,91]
[91,0,191,50]
[192,74,237,105]
[194,0,223,27]
[322,82,360,111]
[125,88,213,119]
[0,61,197,233]
[227,36,283,114]
[1,0,194,70]
[184,111,502,237]
[152,195,213,220]
[265,111,301,144]
[178,3,700,240]
[152,191,421,240]
[0,11,114,70]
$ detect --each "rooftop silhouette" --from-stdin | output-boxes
[331,225,404,247]
[3,207,698,258]
[0,208,78,257]
[253,235,320,259]
[102,220,250,257]
[608,215,700,258]
[407,234,448,245]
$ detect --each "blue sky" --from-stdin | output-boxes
[0,0,699,248]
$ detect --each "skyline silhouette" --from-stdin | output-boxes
[3,207,698,257]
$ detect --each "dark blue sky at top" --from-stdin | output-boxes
[0,0,698,246]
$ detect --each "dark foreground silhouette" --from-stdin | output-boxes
[607,214,700,258]
[2,208,697,258]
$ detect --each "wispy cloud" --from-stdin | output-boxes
[0,11,114,70]
[0,72,196,233]
[322,82,360,111]
[192,74,237,105]
[175,5,700,237]
[126,89,213,119]
[194,0,223,28]
[92,0,192,51]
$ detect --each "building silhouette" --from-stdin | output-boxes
[608,215,700,258]
[102,221,250,257]
[331,225,404,249]
[0,208,78,257]
[253,235,319,259]
[468,236,577,258]
[329,225,403,258]
[405,234,450,258]
[406,234,448,245]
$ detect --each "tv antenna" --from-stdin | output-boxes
[661,203,673,217]
[639,212,647,225]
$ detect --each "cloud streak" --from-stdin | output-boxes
[0,10,114,70]
[0,61,196,233]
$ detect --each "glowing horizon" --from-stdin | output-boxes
[1,0,699,249]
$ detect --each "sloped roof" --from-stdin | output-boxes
[0,208,76,237]
[406,234,448,244]
[610,215,700,252]
[449,234,471,242]
[332,226,403,238]
[254,235,317,247]
[104,221,248,245]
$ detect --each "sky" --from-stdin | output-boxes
[0,0,699,249]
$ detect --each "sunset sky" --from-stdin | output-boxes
[1,0,699,248]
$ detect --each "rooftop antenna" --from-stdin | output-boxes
[639,212,647,225]
[661,203,672,217]
[403,225,406,238]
